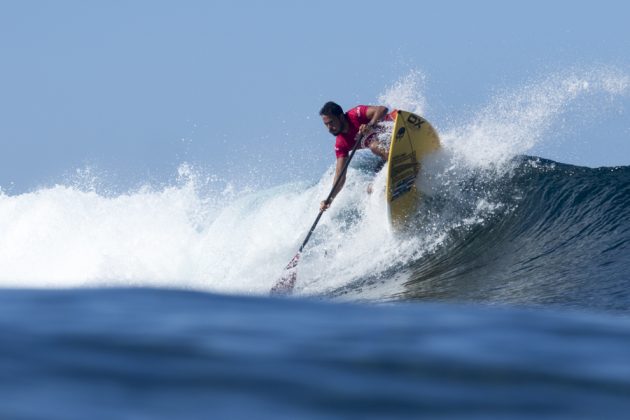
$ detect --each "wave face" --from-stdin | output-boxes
[1,68,629,313]
[332,158,630,311]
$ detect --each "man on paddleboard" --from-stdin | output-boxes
[319,101,396,211]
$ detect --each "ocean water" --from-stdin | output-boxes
[1,69,630,418]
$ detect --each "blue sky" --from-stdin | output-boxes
[1,1,629,192]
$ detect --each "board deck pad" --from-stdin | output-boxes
[385,110,441,229]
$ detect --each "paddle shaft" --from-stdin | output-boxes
[270,132,367,294]
[298,133,364,253]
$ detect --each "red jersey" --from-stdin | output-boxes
[334,105,371,158]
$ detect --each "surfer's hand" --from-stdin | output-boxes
[320,199,331,212]
[359,121,377,136]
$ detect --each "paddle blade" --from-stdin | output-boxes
[270,253,300,296]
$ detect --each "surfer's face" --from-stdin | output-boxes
[322,114,343,136]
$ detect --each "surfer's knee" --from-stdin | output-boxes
[368,141,388,160]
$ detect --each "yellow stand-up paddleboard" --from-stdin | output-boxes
[385,110,441,229]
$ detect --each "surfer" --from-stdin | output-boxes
[319,101,395,211]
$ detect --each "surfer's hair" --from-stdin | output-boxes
[319,101,344,117]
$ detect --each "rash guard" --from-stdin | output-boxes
[334,105,372,158]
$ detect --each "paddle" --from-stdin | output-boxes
[270,132,366,295]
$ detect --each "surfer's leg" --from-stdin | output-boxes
[368,140,388,161]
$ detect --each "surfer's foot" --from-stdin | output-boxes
[367,183,373,194]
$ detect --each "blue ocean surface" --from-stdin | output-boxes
[2,288,630,420]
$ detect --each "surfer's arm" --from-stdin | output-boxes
[359,106,389,135]
[320,157,347,211]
